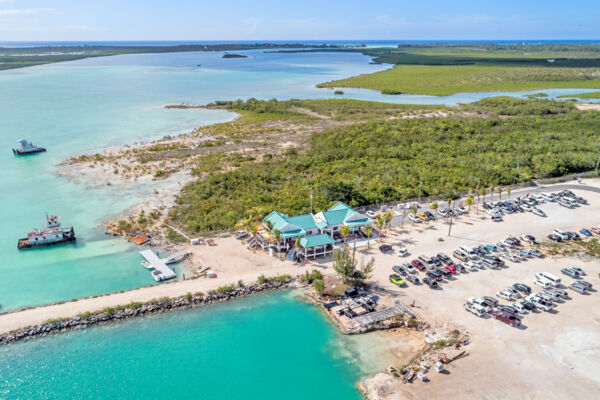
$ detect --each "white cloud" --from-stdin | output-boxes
[0,8,57,16]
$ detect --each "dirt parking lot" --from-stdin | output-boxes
[356,182,600,399]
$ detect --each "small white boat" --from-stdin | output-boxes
[141,261,154,269]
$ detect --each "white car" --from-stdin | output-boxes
[465,261,479,271]
[467,297,492,313]
[532,208,546,217]
[504,253,520,263]
[510,302,527,313]
[505,287,521,298]
[408,214,422,223]
[366,210,377,218]
[403,263,417,274]
[532,299,553,312]
[496,290,514,301]
[397,248,409,257]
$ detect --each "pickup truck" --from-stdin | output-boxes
[464,303,487,317]
[492,311,521,327]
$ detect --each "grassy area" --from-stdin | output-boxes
[558,91,600,99]
[318,65,600,96]
[169,97,600,233]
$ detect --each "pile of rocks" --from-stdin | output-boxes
[0,279,292,345]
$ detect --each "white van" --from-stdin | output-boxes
[534,279,552,289]
[459,246,478,260]
[536,272,561,287]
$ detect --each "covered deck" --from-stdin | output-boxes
[299,234,335,259]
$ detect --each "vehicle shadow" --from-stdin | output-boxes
[517,324,528,330]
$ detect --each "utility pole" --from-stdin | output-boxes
[310,190,313,214]
[514,162,520,184]
[448,200,454,236]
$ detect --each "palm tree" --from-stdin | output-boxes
[365,225,373,249]
[497,186,502,200]
[264,220,274,232]
[507,187,512,199]
[446,198,451,215]
[465,196,474,213]
[481,188,487,205]
[374,214,384,234]
[410,205,418,224]
[489,185,495,202]
[383,210,393,232]
[475,189,481,214]
[273,229,281,252]
[340,225,350,246]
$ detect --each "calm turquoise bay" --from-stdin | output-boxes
[0,291,381,399]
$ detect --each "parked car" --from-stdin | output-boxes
[574,280,592,289]
[570,266,585,276]
[366,210,377,218]
[547,234,562,242]
[497,305,518,316]
[496,290,514,301]
[569,282,588,294]
[234,230,249,240]
[561,268,579,278]
[424,211,436,220]
[411,259,426,270]
[521,301,537,311]
[530,248,544,258]
[520,234,536,244]
[467,297,492,313]
[531,298,553,311]
[492,311,521,327]
[426,270,442,281]
[532,208,546,217]
[436,267,452,278]
[454,263,466,273]
[579,228,593,237]
[389,274,406,287]
[482,296,498,307]
[417,213,429,221]
[484,244,498,252]
[510,302,527,313]
[534,279,552,289]
[423,277,437,288]
[512,283,531,294]
[464,303,487,317]
[453,249,469,261]
[408,214,422,223]
[437,252,453,264]
[397,247,409,257]
[590,227,600,235]
[392,265,407,275]
[379,244,393,253]
[403,262,416,274]
[406,275,420,285]
[440,265,454,274]
[465,261,479,272]
[504,286,521,298]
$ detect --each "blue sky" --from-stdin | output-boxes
[0,0,597,41]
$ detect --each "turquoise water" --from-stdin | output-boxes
[0,291,372,399]
[0,49,596,312]
[0,50,387,312]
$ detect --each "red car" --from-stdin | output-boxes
[411,259,425,270]
[492,311,521,327]
[591,227,600,235]
[443,265,456,274]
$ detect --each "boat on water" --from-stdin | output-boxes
[12,139,46,155]
[18,215,76,250]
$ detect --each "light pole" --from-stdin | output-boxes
[310,190,313,214]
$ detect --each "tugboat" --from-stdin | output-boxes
[12,139,46,155]
[17,215,76,250]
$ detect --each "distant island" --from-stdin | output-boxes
[0,43,342,72]
[222,53,248,59]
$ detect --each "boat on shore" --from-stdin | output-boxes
[12,139,46,155]
[17,215,76,249]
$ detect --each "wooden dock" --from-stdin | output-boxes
[353,306,403,327]
[140,250,176,281]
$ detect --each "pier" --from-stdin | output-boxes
[140,249,176,281]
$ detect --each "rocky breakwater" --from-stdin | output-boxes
[0,279,293,346]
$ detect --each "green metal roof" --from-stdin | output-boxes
[280,230,303,239]
[328,201,353,212]
[345,218,371,226]
[263,211,291,232]
[300,234,335,248]
[286,214,318,231]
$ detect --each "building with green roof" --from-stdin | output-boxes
[260,202,372,258]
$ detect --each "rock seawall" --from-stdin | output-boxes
[0,280,292,346]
